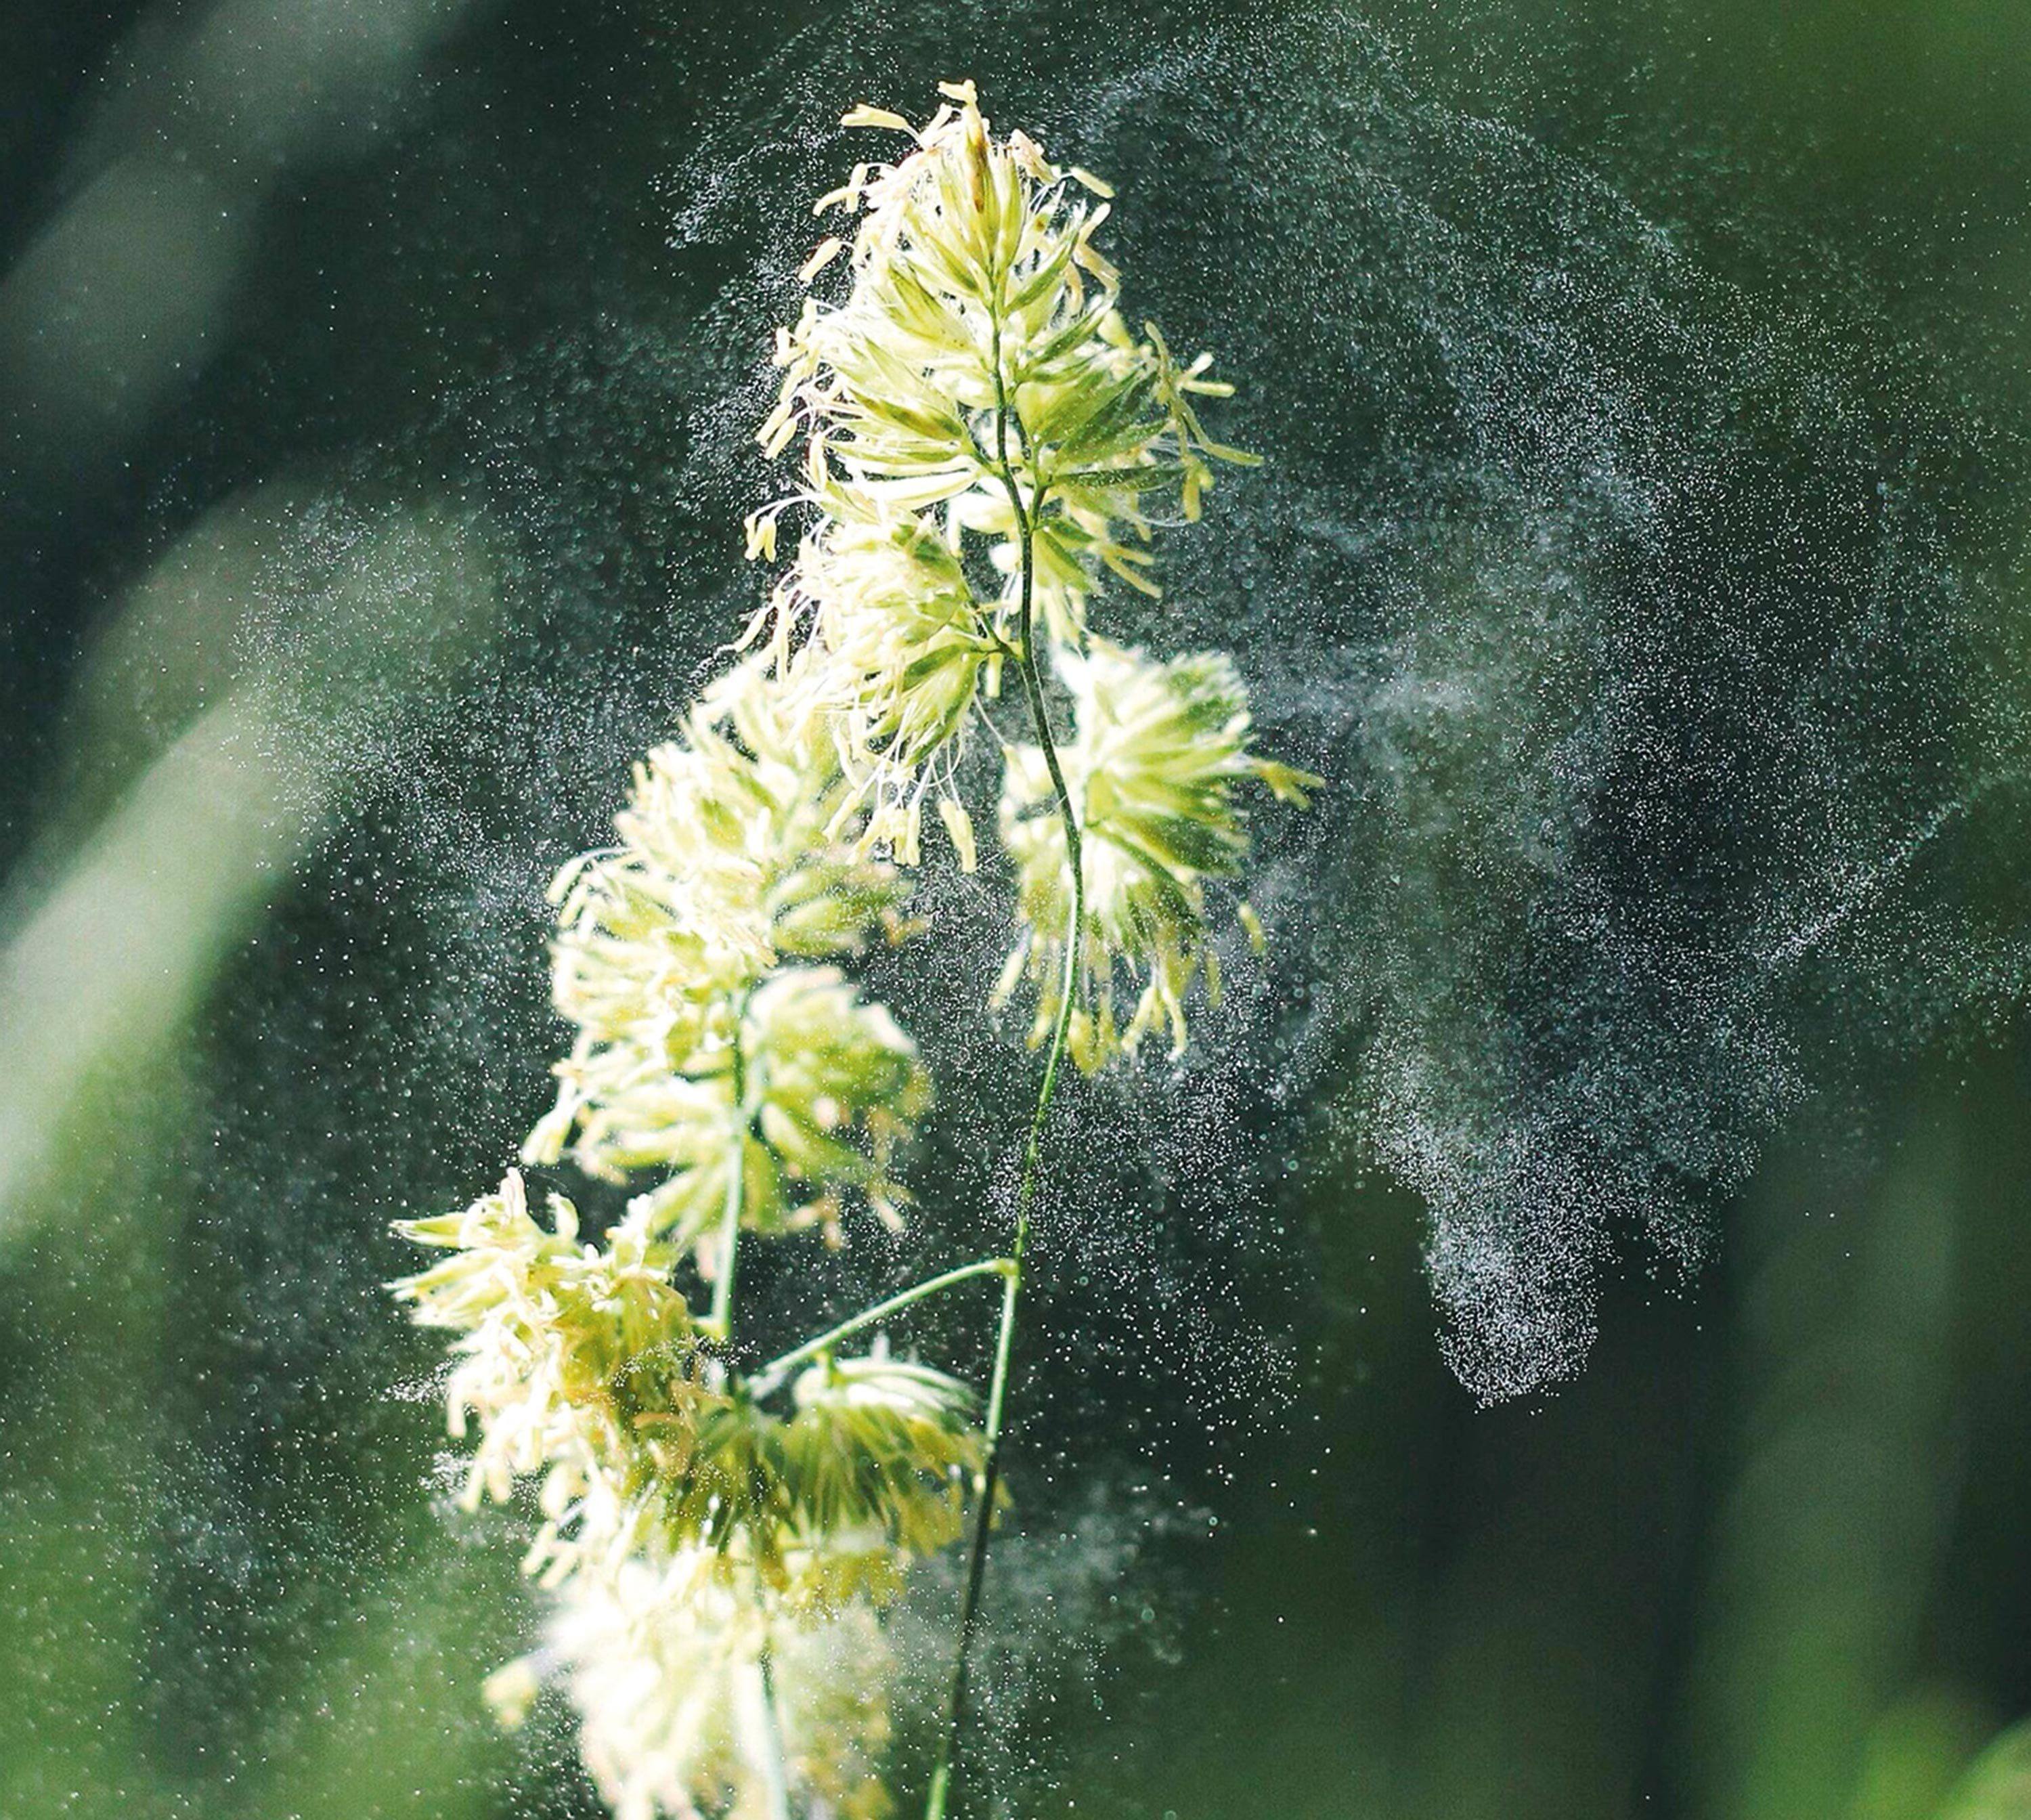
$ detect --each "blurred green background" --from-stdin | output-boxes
[5,3,2031,1818]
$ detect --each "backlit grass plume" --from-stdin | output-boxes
[392,80,1312,1820]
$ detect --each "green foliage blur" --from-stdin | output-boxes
[4,2,2030,1818]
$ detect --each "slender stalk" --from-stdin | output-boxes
[706,1150,745,1340]
[707,1010,750,1342]
[749,1257,1016,1398]
[697,1012,791,1820]
[923,290,1087,1820]
[754,1643,793,1820]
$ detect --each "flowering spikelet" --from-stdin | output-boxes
[781,1348,982,1552]
[654,1343,980,1569]
[552,964,930,1270]
[392,1177,967,1594]
[767,516,1001,866]
[527,653,902,1131]
[544,1550,896,1820]
[997,639,1317,1072]
[391,1171,703,1523]
[747,79,1253,858]
[523,652,929,1265]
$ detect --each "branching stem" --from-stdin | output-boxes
[749,1258,1017,1399]
[923,278,1086,1820]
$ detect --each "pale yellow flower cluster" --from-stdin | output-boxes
[394,646,976,1813]
[745,81,1254,867]
[392,1170,701,1526]
[748,81,1311,1072]
[523,651,928,1263]
[394,81,1310,1820]
[997,639,1317,1071]
[549,1552,894,1820]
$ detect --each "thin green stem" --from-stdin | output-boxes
[751,1626,793,1820]
[707,1009,749,1343]
[749,1258,1016,1399]
[923,287,1086,1820]
[706,1150,745,1340]
[705,1025,780,1820]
